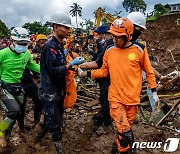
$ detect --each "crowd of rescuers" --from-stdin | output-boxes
[0,11,173,154]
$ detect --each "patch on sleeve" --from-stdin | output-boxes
[50,48,58,54]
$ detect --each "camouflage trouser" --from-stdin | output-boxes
[0,88,24,136]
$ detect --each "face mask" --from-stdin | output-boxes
[15,45,28,53]
[131,28,141,41]
[100,39,105,44]
[94,36,99,40]
[64,48,68,57]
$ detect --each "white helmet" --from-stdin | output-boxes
[11,27,31,43]
[127,12,146,29]
[51,11,72,28]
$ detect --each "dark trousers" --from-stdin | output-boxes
[18,82,43,130]
[93,85,112,126]
[43,101,64,142]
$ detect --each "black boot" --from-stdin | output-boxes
[111,142,118,154]
[54,142,63,154]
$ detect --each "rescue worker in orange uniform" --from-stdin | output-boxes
[79,18,158,153]
[64,35,78,109]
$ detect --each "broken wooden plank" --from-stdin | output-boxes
[76,98,89,103]
[77,95,95,101]
[156,100,180,127]
[84,92,99,98]
[86,99,99,107]
[140,75,179,102]
[92,105,101,110]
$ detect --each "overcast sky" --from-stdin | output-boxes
[0,0,179,28]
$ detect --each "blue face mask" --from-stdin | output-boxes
[64,48,68,57]
[100,39,105,44]
[15,45,28,53]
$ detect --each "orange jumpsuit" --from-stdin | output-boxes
[64,51,78,109]
[91,44,156,152]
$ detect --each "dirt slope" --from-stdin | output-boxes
[141,13,180,73]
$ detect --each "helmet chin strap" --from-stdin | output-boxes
[9,44,16,53]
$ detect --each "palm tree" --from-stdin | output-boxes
[69,3,82,28]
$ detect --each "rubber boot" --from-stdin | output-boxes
[54,142,63,154]
[32,123,47,144]
[0,120,9,148]
[120,151,129,154]
[111,142,129,154]
[33,109,42,128]
[111,142,118,154]
[104,119,112,127]
[5,122,14,140]
[18,119,25,132]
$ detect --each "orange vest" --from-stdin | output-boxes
[91,45,156,105]
[64,51,78,108]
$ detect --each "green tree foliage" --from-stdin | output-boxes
[154,3,169,18]
[22,21,50,35]
[164,4,171,10]
[79,22,85,30]
[101,18,109,25]
[113,10,122,18]
[0,20,9,38]
[84,19,94,31]
[122,0,147,13]
[44,21,51,27]
[69,3,82,28]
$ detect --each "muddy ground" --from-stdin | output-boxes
[0,95,179,154]
[0,13,180,154]
[141,13,180,73]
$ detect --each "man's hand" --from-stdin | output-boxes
[79,61,98,69]
[70,57,84,66]
[152,92,159,102]
[77,68,87,77]
[152,91,161,109]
